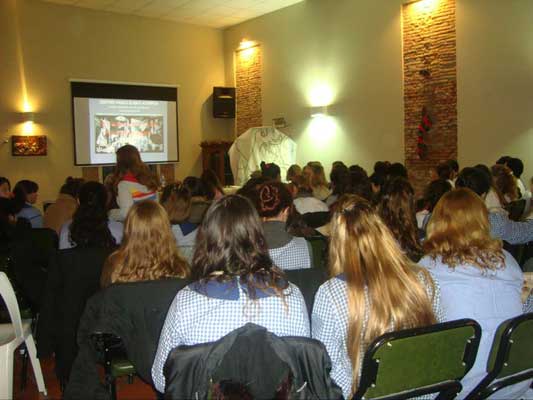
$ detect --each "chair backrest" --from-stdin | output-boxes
[0,271,24,339]
[353,319,481,400]
[285,267,328,315]
[486,313,533,380]
[306,235,328,269]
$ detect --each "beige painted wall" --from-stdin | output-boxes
[457,0,533,184]
[0,0,231,206]
[224,0,405,175]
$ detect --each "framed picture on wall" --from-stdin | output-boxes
[12,135,47,156]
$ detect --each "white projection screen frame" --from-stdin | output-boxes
[71,80,179,165]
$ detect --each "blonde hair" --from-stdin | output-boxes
[305,161,328,188]
[102,201,189,286]
[330,195,436,395]
[424,188,504,270]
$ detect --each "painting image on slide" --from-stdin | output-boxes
[95,115,164,154]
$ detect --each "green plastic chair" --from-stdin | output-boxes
[465,313,533,400]
[352,319,482,400]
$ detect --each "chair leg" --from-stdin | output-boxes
[24,334,47,396]
[0,345,15,400]
[20,346,28,392]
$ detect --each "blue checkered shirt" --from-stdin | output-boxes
[151,278,310,393]
[311,271,443,399]
[489,212,533,245]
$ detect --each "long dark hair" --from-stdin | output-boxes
[192,195,288,298]
[13,180,38,213]
[201,169,225,200]
[377,178,422,261]
[69,182,116,248]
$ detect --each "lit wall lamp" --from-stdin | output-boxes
[310,105,328,118]
[19,112,35,123]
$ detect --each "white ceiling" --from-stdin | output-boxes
[41,0,305,28]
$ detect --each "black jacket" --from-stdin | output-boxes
[65,278,190,400]
[164,323,343,400]
[37,246,113,380]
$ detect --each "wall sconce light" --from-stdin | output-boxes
[310,106,328,118]
[238,39,257,50]
[19,112,35,123]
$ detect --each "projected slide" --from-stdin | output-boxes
[72,81,179,165]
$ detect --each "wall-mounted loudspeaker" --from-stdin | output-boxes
[213,87,236,118]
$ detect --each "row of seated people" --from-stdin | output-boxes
[1,149,532,399]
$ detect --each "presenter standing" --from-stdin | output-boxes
[108,144,159,221]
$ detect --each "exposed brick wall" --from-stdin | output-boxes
[235,45,262,136]
[402,0,457,195]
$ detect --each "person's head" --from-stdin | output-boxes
[424,188,504,270]
[491,164,518,203]
[257,181,293,221]
[192,195,287,297]
[108,201,189,284]
[114,144,158,190]
[291,174,312,196]
[69,182,116,248]
[473,164,492,181]
[436,162,453,181]
[160,183,192,224]
[387,162,408,179]
[0,177,11,199]
[330,165,350,195]
[496,156,511,166]
[424,179,452,212]
[332,161,347,171]
[350,177,373,202]
[236,176,269,209]
[369,173,385,195]
[506,157,524,179]
[201,169,224,200]
[59,177,85,199]
[348,165,368,185]
[330,195,436,393]
[260,162,281,181]
[183,176,207,198]
[377,177,422,261]
[373,161,390,176]
[286,164,302,183]
[306,162,328,188]
[13,180,39,209]
[455,167,491,197]
[446,159,459,177]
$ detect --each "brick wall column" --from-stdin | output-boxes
[402,0,457,195]
[235,45,262,136]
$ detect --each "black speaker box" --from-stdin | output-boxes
[213,87,236,118]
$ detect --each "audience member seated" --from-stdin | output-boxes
[108,144,159,221]
[257,181,312,270]
[456,167,533,244]
[0,176,12,198]
[43,177,84,234]
[492,164,519,205]
[260,161,281,181]
[416,179,452,230]
[286,163,302,184]
[201,168,225,200]
[13,179,42,228]
[377,177,423,261]
[59,182,123,250]
[293,175,329,215]
[387,162,408,180]
[101,200,189,288]
[312,195,442,399]
[183,176,210,224]
[151,195,310,393]
[160,183,198,263]
[369,172,385,198]
[326,164,350,206]
[446,159,460,185]
[420,188,530,399]
[505,157,526,198]
[304,161,331,201]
